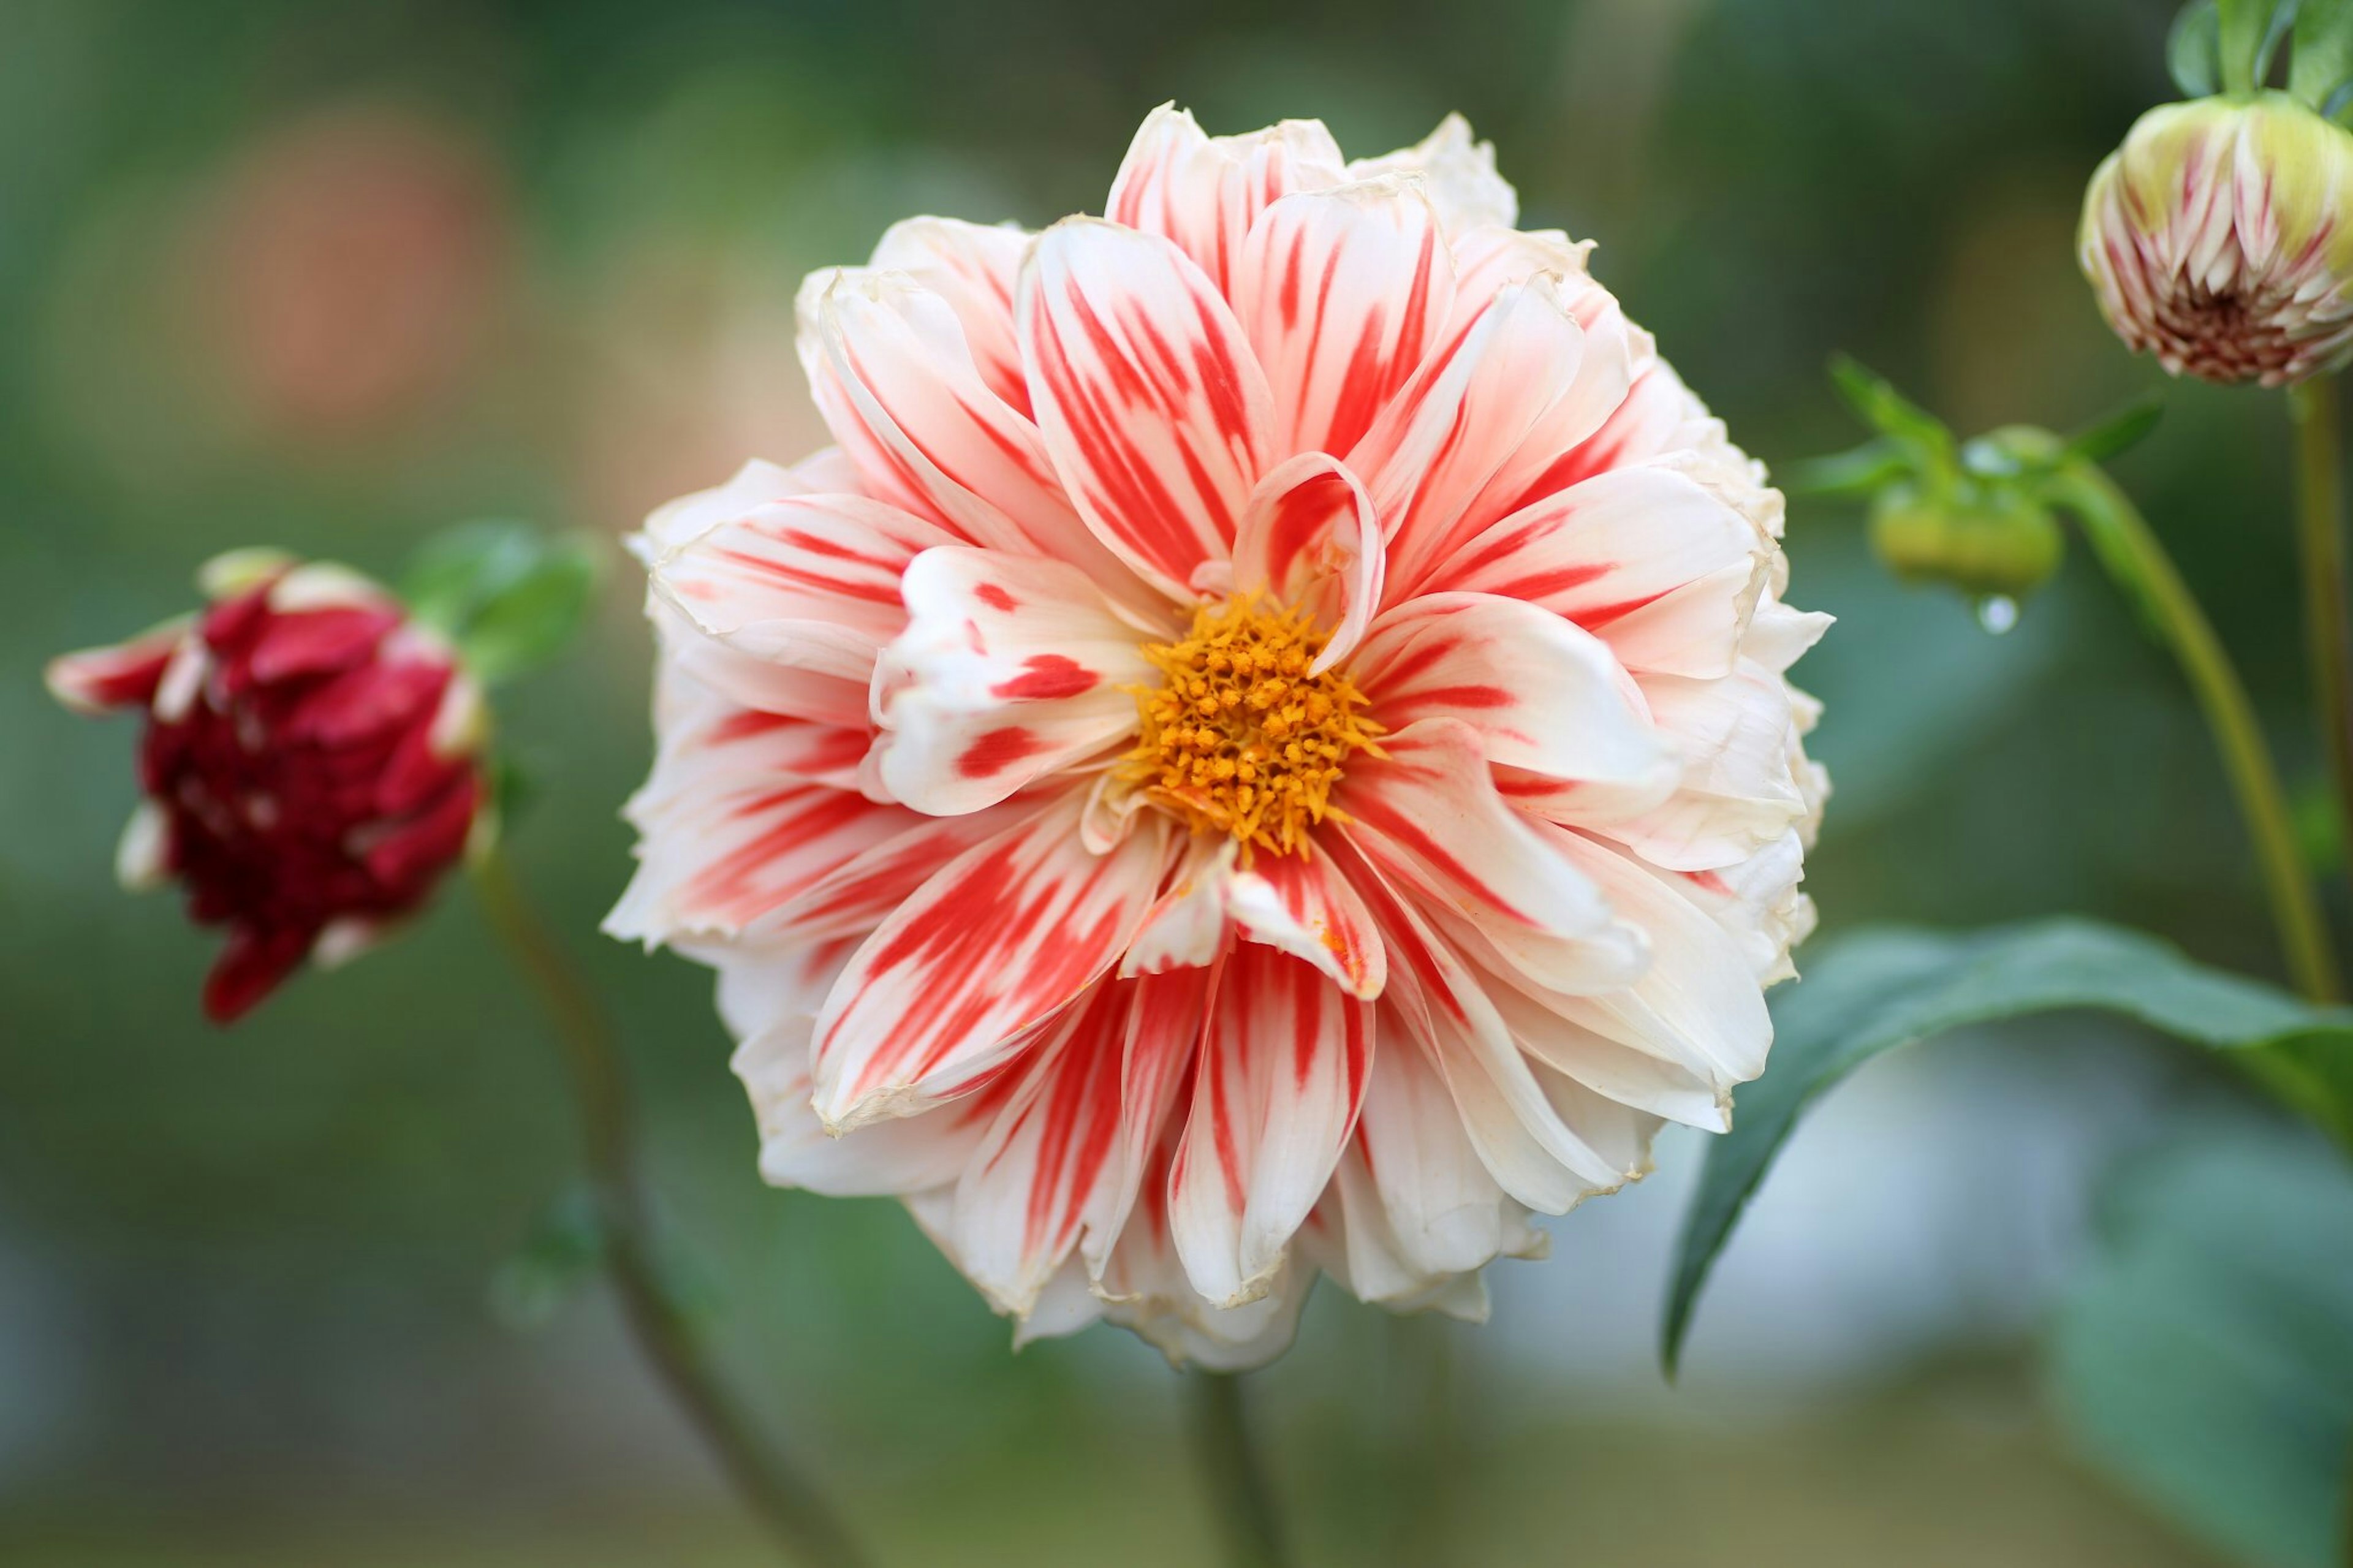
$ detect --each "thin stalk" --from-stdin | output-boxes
[2290,376,2353,897]
[2055,461,2341,1004]
[1186,1372,1292,1568]
[472,844,871,1568]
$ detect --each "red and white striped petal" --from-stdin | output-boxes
[1168,944,1372,1307]
[946,982,1132,1314]
[1097,1141,1316,1369]
[1229,179,1453,460]
[871,546,1159,814]
[868,217,1033,412]
[1227,452,1385,669]
[811,792,1173,1129]
[1352,592,1672,787]
[606,757,923,945]
[1439,464,1775,678]
[635,458,807,564]
[1019,218,1276,601]
[650,494,957,685]
[1482,965,1730,1131]
[1348,854,1637,1208]
[1338,719,1643,996]
[800,268,1144,603]
[1346,275,1593,603]
[1082,967,1215,1281]
[741,1023,1003,1197]
[1673,828,1817,987]
[1105,104,1347,292]
[749,805,1028,944]
[47,618,191,714]
[1222,847,1386,1000]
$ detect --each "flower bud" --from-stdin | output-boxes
[1868,480,2064,600]
[48,554,487,1021]
[2080,93,2353,387]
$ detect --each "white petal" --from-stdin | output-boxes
[1346,114,1518,236]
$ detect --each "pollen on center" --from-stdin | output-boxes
[1116,594,1384,857]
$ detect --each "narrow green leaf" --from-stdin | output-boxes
[2052,1134,2353,1568]
[2292,0,2353,107]
[1825,355,1954,468]
[400,519,544,638]
[2172,0,2225,95]
[1778,439,1911,498]
[2063,394,2166,464]
[1659,918,2353,1377]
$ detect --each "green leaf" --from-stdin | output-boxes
[2293,0,2353,107]
[400,521,602,686]
[2218,0,2295,91]
[1778,439,1912,498]
[1660,918,2353,1377]
[459,538,599,686]
[2172,0,2225,95]
[2063,393,2166,465]
[2052,1134,2353,1568]
[1826,355,1954,467]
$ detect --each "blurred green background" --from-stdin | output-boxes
[0,0,2318,1562]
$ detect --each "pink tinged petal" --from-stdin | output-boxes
[1474,357,1715,521]
[1228,179,1454,459]
[1529,825,1775,1086]
[1352,591,1672,786]
[1168,944,1371,1306]
[1019,218,1277,601]
[1556,665,1813,872]
[1338,718,1643,996]
[868,216,1034,412]
[1345,855,1634,1208]
[1123,836,1237,977]
[1104,105,1347,294]
[1480,965,1730,1131]
[871,546,1158,814]
[634,458,808,564]
[1439,465,1774,679]
[1346,275,1593,604]
[1344,115,1519,237]
[1222,848,1385,1000]
[1346,1011,1545,1282]
[1227,452,1385,670]
[811,793,1173,1130]
[47,618,192,714]
[948,981,1161,1315]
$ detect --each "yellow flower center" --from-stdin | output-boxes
[1118,594,1384,858]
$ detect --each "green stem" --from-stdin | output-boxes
[471,844,871,1568]
[2054,460,2341,1006]
[1186,1372,1292,1568]
[2290,377,2353,900]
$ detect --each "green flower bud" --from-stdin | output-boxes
[1868,480,2064,601]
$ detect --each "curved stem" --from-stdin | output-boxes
[1186,1372,1292,1568]
[471,844,871,1568]
[2290,377,2353,897]
[2055,461,2341,1005]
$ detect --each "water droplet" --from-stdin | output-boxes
[1976,595,2020,635]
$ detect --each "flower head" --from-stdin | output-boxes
[50,552,486,1021]
[2080,93,2353,387]
[611,106,1828,1366]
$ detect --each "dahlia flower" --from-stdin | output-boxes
[610,106,1827,1366]
[2080,93,2353,387]
[49,552,487,1022]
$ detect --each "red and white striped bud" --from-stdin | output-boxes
[48,551,487,1021]
[2080,93,2353,387]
